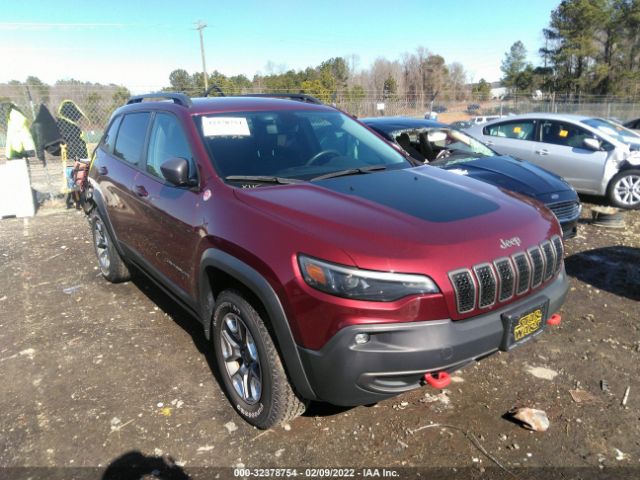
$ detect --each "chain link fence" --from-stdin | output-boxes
[1,84,639,202]
[2,85,640,149]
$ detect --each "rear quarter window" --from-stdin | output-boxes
[101,115,122,154]
[113,112,151,164]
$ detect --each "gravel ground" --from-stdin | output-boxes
[0,202,638,480]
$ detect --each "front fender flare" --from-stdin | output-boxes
[199,249,317,400]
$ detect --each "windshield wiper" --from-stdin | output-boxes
[310,165,387,181]
[225,175,304,185]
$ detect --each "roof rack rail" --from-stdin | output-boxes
[202,84,226,97]
[238,93,323,105]
[127,92,192,107]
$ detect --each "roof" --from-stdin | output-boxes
[360,116,446,133]
[121,94,332,116]
[483,112,593,124]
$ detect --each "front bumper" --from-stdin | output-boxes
[298,269,569,406]
[560,216,579,239]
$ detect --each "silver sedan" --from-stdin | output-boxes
[466,113,640,208]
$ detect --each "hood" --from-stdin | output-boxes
[433,155,570,197]
[234,165,560,274]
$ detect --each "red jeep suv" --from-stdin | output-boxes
[86,92,569,429]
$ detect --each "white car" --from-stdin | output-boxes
[471,115,502,125]
[466,113,640,208]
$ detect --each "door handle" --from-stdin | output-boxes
[535,149,549,156]
[98,166,108,175]
[485,140,494,146]
[134,185,148,197]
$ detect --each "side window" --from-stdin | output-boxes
[101,115,122,154]
[113,112,151,164]
[146,113,194,180]
[540,121,592,148]
[484,120,536,140]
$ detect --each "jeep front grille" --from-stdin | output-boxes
[448,237,564,315]
[473,264,497,308]
[541,241,555,281]
[448,269,476,314]
[551,235,564,271]
[512,252,531,295]
[494,258,515,302]
[528,246,544,288]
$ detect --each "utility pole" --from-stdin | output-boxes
[195,20,208,91]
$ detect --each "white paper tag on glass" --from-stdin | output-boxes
[202,117,250,137]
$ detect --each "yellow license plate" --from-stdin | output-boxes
[513,309,543,341]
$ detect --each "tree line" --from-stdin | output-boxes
[502,0,640,98]
[165,48,474,106]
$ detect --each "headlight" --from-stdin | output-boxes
[298,254,439,301]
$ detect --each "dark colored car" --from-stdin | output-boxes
[363,117,581,239]
[86,93,569,429]
[450,120,474,130]
[625,117,640,132]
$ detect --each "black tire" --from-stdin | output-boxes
[607,169,640,209]
[90,211,131,283]
[212,290,307,429]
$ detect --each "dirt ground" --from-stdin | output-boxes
[0,200,638,480]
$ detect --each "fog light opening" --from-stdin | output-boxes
[354,333,370,345]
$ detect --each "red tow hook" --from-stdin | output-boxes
[424,371,451,389]
[547,313,562,326]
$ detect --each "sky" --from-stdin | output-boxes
[1,0,560,93]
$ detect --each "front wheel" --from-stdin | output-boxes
[607,169,640,209]
[212,290,307,429]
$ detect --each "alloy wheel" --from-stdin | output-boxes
[94,219,110,273]
[613,174,640,207]
[220,312,262,404]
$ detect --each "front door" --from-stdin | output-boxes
[128,112,203,297]
[536,120,608,193]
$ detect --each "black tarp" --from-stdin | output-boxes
[31,103,63,161]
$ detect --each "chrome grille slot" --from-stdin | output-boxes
[494,258,515,301]
[551,235,564,272]
[549,201,580,221]
[512,252,531,295]
[528,246,544,288]
[473,263,496,308]
[541,241,555,281]
[449,269,476,314]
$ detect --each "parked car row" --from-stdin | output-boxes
[85,92,570,429]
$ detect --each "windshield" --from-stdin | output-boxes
[582,117,640,148]
[195,110,410,182]
[390,126,495,162]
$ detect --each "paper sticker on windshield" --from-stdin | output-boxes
[559,129,569,138]
[202,117,250,137]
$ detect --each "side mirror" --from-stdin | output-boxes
[583,138,601,151]
[160,157,195,186]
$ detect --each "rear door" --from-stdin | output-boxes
[128,112,202,295]
[93,112,151,251]
[536,120,608,193]
[481,119,539,163]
